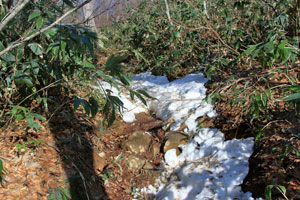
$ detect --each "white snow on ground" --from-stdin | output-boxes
[98,72,216,133]
[96,72,261,200]
[142,129,256,200]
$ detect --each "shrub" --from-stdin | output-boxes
[0,0,149,131]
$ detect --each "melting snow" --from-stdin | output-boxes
[96,72,261,200]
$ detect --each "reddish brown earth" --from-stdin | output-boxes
[0,104,165,200]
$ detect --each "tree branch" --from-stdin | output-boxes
[163,0,173,26]
[0,0,91,57]
[0,0,31,32]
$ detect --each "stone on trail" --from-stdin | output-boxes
[123,131,152,155]
[163,131,189,154]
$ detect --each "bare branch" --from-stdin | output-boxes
[0,0,91,56]
[0,0,31,32]
[163,0,173,26]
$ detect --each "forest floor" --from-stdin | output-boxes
[0,67,300,200]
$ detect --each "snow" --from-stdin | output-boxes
[152,129,255,200]
[96,72,262,200]
[98,72,216,132]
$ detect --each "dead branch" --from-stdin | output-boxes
[0,0,91,56]
[0,0,31,32]
[163,0,173,26]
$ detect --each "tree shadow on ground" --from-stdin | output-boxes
[48,94,109,200]
[242,110,300,200]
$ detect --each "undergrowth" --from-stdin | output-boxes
[101,0,300,199]
[0,0,300,199]
[103,0,300,130]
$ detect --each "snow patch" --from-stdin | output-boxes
[95,72,261,200]
[145,129,256,200]
[97,72,216,133]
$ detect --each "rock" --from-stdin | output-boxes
[150,143,161,158]
[197,115,215,128]
[163,131,189,154]
[146,170,161,185]
[124,131,152,155]
[126,155,145,170]
[143,162,154,170]
[93,150,107,171]
[134,112,163,131]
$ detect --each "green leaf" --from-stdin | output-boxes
[74,98,82,110]
[0,41,4,51]
[60,41,66,52]
[16,114,24,121]
[107,107,116,127]
[1,52,16,62]
[289,85,300,92]
[119,73,131,86]
[105,55,128,75]
[74,98,90,116]
[48,187,71,200]
[129,91,135,100]
[52,46,59,56]
[28,43,43,55]
[132,49,149,64]
[277,185,286,194]
[89,97,98,118]
[136,89,155,99]
[264,185,274,200]
[241,43,260,57]
[35,16,44,29]
[115,152,123,163]
[62,0,75,7]
[0,159,7,184]
[278,40,286,50]
[14,75,33,87]
[44,27,58,37]
[281,93,300,101]
[109,96,124,110]
[28,10,41,21]
[58,187,71,199]
[281,48,290,63]
[16,45,25,61]
[30,113,46,121]
[83,61,96,69]
[26,115,34,126]
[0,160,6,183]
[135,92,147,106]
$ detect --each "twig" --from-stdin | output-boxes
[220,78,248,94]
[70,157,90,200]
[4,79,61,129]
[18,80,62,106]
[276,185,289,200]
[46,99,72,123]
[163,0,173,26]
[185,0,240,55]
[261,120,292,130]
[204,18,240,55]
[0,0,31,32]
[80,0,119,26]
[0,0,92,56]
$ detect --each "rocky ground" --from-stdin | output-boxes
[0,75,300,200]
[0,101,196,200]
